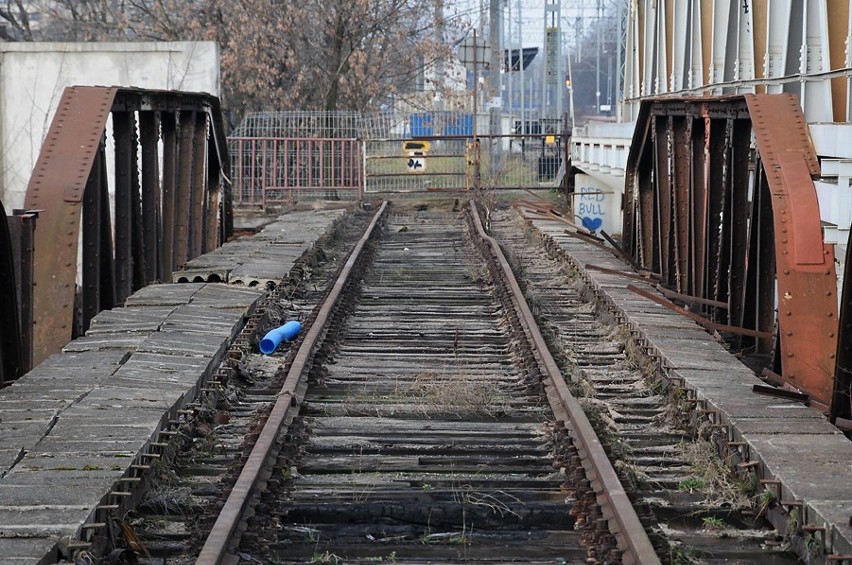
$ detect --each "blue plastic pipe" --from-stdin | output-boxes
[259,320,302,354]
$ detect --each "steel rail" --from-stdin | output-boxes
[469,200,660,565]
[196,201,388,564]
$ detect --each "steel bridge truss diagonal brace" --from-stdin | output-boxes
[24,86,232,367]
[744,94,838,409]
[624,93,838,411]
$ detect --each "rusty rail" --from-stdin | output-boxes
[623,94,837,410]
[470,200,660,565]
[196,201,388,564]
[23,86,231,366]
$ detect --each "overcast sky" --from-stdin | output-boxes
[445,0,615,51]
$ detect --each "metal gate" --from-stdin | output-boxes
[364,134,566,193]
[364,137,468,193]
[230,137,363,205]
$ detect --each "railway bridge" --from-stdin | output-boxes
[0,2,851,564]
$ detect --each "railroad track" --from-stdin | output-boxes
[489,207,801,564]
[240,207,591,564]
[117,197,803,565]
[118,200,669,564]
[125,207,377,562]
[131,200,658,565]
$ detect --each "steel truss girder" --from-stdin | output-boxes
[625,93,838,410]
[24,86,232,367]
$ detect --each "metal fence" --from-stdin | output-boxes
[364,138,469,193]
[230,137,362,205]
[479,135,566,190]
[232,111,364,138]
[362,134,566,194]
[229,111,567,203]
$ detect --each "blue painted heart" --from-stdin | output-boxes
[581,217,603,232]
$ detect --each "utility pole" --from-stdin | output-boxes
[518,0,525,135]
[596,0,602,114]
[615,0,625,120]
[488,0,501,100]
[473,30,481,190]
[543,0,562,123]
[434,0,444,110]
[507,0,512,117]
[488,0,503,175]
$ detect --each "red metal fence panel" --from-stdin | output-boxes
[230,137,363,205]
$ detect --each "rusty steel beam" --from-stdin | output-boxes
[0,205,39,384]
[24,86,231,366]
[11,209,37,374]
[190,111,208,259]
[174,110,195,268]
[80,148,115,334]
[161,112,178,275]
[744,94,837,409]
[113,110,135,304]
[140,111,162,283]
[628,283,771,340]
[624,93,838,410]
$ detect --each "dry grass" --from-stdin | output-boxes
[679,440,753,510]
[410,372,513,419]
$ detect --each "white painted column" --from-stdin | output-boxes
[764,0,791,94]
[802,0,832,121]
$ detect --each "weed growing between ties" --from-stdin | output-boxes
[310,550,342,564]
[677,440,754,510]
[409,371,514,419]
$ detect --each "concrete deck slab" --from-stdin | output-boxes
[0,478,115,506]
[528,214,852,559]
[137,330,227,358]
[76,386,184,411]
[85,306,175,335]
[0,208,343,563]
[160,304,245,338]
[189,284,264,313]
[0,538,59,564]
[62,334,147,353]
[35,350,130,372]
[123,283,205,306]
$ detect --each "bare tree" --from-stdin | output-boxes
[0,0,35,40]
[194,0,449,115]
[13,0,452,122]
